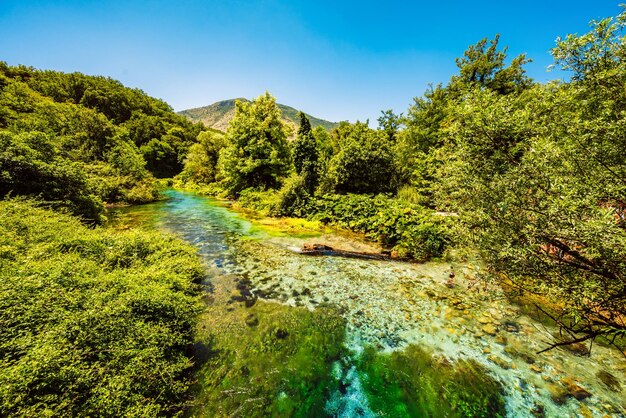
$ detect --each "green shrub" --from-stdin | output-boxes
[0,131,105,221]
[0,200,203,417]
[236,188,281,215]
[309,194,451,261]
[272,175,311,218]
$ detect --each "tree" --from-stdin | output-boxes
[0,62,202,208]
[179,130,227,184]
[451,35,533,95]
[377,109,403,142]
[0,131,104,221]
[140,138,178,178]
[217,92,291,196]
[322,122,397,194]
[395,85,448,203]
[292,112,319,192]
[440,11,626,348]
[394,36,533,206]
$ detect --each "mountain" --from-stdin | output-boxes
[178,99,338,133]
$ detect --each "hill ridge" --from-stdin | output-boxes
[178,99,338,133]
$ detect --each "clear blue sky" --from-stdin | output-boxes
[0,1,621,124]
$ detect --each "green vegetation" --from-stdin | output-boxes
[358,346,505,417]
[292,112,319,193]
[306,194,449,261]
[321,121,397,195]
[216,92,291,196]
[178,130,227,186]
[0,62,203,220]
[3,5,626,417]
[178,93,444,260]
[192,280,345,417]
[437,12,626,346]
[0,199,203,417]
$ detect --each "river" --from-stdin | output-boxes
[110,189,626,417]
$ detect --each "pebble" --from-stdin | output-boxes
[561,377,592,401]
[482,324,498,336]
[488,355,512,369]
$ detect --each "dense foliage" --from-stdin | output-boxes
[216,92,291,196]
[291,112,319,193]
[0,63,203,220]
[440,13,626,345]
[237,190,449,261]
[0,199,203,416]
[178,130,227,185]
[308,194,449,261]
[321,121,397,194]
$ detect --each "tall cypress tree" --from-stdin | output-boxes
[292,111,319,192]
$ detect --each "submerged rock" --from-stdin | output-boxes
[503,320,520,333]
[531,403,545,417]
[547,383,569,405]
[494,334,507,345]
[597,370,621,392]
[561,377,592,401]
[504,344,535,364]
[488,355,512,370]
[563,342,591,357]
[482,324,498,336]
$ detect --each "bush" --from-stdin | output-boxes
[0,200,203,417]
[0,131,104,221]
[321,122,397,194]
[309,194,451,261]
[272,175,311,217]
[235,188,281,215]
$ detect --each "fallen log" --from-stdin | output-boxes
[295,243,393,261]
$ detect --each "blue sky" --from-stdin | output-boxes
[0,1,621,124]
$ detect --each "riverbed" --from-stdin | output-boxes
[110,190,626,417]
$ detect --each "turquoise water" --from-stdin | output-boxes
[110,189,626,418]
[111,190,255,272]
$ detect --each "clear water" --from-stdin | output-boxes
[110,189,626,418]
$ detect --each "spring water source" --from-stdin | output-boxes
[111,190,626,417]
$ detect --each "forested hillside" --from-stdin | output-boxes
[0,63,204,221]
[178,98,338,133]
